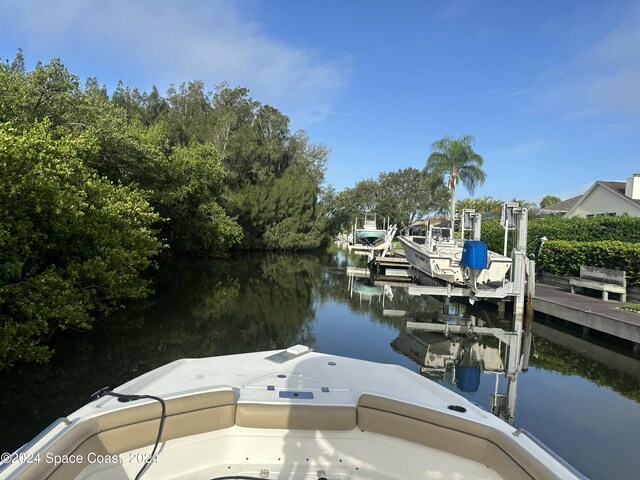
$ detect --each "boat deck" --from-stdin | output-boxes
[1,349,585,480]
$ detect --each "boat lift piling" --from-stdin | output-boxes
[460,209,482,241]
[499,204,530,374]
[503,204,529,333]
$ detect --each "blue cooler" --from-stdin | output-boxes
[461,240,488,270]
[455,365,481,392]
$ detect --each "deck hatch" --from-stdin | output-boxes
[279,391,314,399]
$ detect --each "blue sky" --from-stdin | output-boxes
[2,0,639,203]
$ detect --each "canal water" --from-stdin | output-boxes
[1,250,639,479]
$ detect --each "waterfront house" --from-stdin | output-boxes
[540,174,640,217]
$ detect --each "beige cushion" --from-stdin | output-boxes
[357,394,570,480]
[6,389,237,480]
[236,403,356,430]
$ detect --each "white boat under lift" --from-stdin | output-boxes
[399,209,512,289]
[379,206,536,421]
[348,214,397,258]
[399,205,535,325]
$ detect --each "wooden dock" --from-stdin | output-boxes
[369,255,415,282]
[534,284,640,351]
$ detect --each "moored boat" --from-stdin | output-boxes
[0,346,585,480]
[354,214,387,246]
[398,226,512,286]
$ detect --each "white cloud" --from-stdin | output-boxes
[1,0,350,125]
[432,0,478,22]
[537,4,640,120]
[471,87,535,103]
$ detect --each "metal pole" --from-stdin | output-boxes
[473,212,482,240]
[461,212,466,240]
[511,207,528,364]
[503,222,509,257]
[525,258,536,332]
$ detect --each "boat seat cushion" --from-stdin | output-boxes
[357,394,492,464]
[357,394,569,480]
[37,389,237,480]
[235,402,357,430]
[97,389,237,453]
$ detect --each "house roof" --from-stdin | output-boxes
[596,181,640,206]
[541,180,640,215]
[564,180,640,217]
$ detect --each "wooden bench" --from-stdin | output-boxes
[569,266,626,302]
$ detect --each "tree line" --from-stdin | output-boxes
[325,132,566,239]
[0,51,331,368]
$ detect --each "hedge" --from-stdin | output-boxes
[538,240,640,286]
[480,216,640,257]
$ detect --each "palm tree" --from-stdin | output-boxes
[424,135,486,228]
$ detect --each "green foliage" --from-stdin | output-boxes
[540,195,561,208]
[152,144,242,254]
[457,196,503,213]
[326,170,448,234]
[112,81,168,126]
[139,80,329,251]
[481,215,640,257]
[376,169,448,230]
[0,122,162,368]
[481,215,640,286]
[164,80,214,146]
[0,51,329,367]
[232,175,327,250]
[530,335,640,403]
[538,240,640,286]
[2,53,322,255]
[424,134,486,227]
[621,304,640,312]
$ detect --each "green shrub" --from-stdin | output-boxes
[538,240,640,286]
[0,122,162,368]
[481,216,640,256]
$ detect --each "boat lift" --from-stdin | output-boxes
[460,209,482,241]
[408,204,534,307]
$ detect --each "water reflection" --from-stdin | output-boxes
[389,313,530,424]
[348,276,393,307]
[345,261,534,425]
[0,253,327,451]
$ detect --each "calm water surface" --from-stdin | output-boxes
[1,250,639,479]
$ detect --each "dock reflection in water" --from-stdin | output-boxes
[391,315,531,425]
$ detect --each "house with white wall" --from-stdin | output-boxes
[540,174,640,217]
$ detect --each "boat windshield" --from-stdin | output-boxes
[431,227,451,241]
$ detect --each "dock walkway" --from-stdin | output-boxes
[534,284,640,350]
[369,255,414,282]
